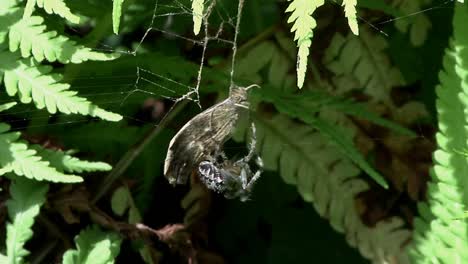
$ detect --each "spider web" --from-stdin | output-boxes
[0,0,457,144]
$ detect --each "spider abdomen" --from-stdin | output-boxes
[198,161,226,193]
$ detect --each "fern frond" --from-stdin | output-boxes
[285,0,324,88]
[23,0,81,24]
[323,27,405,106]
[112,0,125,34]
[0,53,122,121]
[62,225,122,264]
[0,123,83,182]
[342,0,359,35]
[407,2,468,262]
[191,0,204,35]
[5,178,48,264]
[9,15,118,63]
[31,145,112,173]
[391,0,431,46]
[234,113,410,263]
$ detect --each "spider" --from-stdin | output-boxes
[197,123,263,201]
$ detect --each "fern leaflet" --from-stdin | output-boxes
[0,123,83,183]
[285,0,324,88]
[31,145,112,173]
[4,178,48,264]
[0,102,17,112]
[342,0,359,35]
[62,226,122,264]
[0,53,122,121]
[8,15,118,64]
[391,0,431,46]
[112,0,125,34]
[24,0,81,24]
[323,27,405,106]
[191,0,204,35]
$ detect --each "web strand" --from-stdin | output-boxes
[0,0,453,151]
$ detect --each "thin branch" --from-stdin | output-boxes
[92,100,190,203]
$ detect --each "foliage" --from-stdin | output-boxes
[323,27,405,106]
[0,178,48,264]
[62,226,122,264]
[191,0,204,35]
[285,0,324,88]
[112,0,125,34]
[233,38,410,261]
[24,0,81,24]
[0,0,466,263]
[407,2,468,262]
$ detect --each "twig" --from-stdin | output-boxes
[92,99,190,203]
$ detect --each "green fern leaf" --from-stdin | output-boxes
[0,123,83,182]
[0,0,21,44]
[31,145,112,173]
[0,54,122,121]
[9,15,118,63]
[62,226,122,264]
[407,2,468,262]
[285,0,324,88]
[391,0,431,46]
[191,0,204,35]
[0,102,17,112]
[255,88,391,187]
[112,0,125,34]
[234,113,410,262]
[110,186,154,263]
[23,0,81,24]
[342,0,359,35]
[310,117,388,188]
[323,27,405,106]
[5,178,48,264]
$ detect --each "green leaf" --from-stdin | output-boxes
[23,0,81,24]
[0,54,122,122]
[310,118,388,188]
[5,178,48,264]
[191,0,204,35]
[111,186,130,217]
[323,28,405,105]
[62,226,122,264]
[112,0,125,34]
[357,0,401,17]
[285,0,325,88]
[332,101,417,137]
[342,0,359,35]
[9,15,119,63]
[0,123,83,183]
[408,2,468,262]
[0,102,17,112]
[31,145,112,173]
[254,88,388,188]
[392,0,432,46]
[110,186,153,263]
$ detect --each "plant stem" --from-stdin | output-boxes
[92,100,189,203]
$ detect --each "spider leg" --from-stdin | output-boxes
[237,122,258,165]
[255,155,264,169]
[244,169,261,191]
[240,167,249,189]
